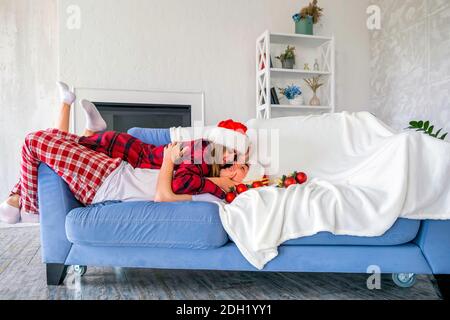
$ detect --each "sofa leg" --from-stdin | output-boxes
[46,263,68,286]
[435,275,450,300]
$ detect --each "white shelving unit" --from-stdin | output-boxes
[256,30,335,119]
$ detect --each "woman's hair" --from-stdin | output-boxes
[205,142,248,178]
[210,164,221,178]
[208,143,227,178]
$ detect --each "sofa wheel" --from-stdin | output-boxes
[73,265,87,276]
[392,273,416,288]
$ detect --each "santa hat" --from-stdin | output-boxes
[206,119,250,155]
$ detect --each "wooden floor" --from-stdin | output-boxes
[0,226,443,300]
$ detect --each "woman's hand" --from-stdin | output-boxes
[207,177,240,192]
[164,142,188,165]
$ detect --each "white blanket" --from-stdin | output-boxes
[217,112,450,270]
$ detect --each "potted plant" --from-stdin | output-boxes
[293,0,323,35]
[279,85,303,105]
[304,76,324,106]
[276,46,296,69]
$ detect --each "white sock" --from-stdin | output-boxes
[57,81,76,105]
[0,201,21,224]
[20,210,40,224]
[80,99,107,132]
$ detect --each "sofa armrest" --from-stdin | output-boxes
[38,164,82,264]
[414,220,450,274]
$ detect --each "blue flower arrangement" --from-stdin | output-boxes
[292,13,301,22]
[279,85,302,100]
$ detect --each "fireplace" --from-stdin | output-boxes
[72,88,204,135]
[94,102,191,132]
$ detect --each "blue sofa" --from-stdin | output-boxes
[38,128,450,295]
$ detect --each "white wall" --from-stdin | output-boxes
[0,0,370,199]
[0,0,58,198]
[59,0,371,124]
[369,0,450,131]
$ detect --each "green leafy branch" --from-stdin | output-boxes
[407,120,448,140]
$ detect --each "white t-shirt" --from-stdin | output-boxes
[92,162,221,204]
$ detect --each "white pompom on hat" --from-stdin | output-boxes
[206,119,250,156]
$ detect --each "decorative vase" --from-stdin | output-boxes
[314,59,320,71]
[309,92,321,106]
[281,58,295,69]
[295,16,313,35]
[288,95,304,106]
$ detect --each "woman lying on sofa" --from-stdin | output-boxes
[0,82,259,224]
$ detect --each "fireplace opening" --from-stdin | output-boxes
[94,102,191,132]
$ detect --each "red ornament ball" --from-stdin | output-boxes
[295,172,308,184]
[236,184,249,194]
[284,177,297,188]
[252,181,264,188]
[225,192,237,203]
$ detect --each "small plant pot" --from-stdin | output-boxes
[288,96,304,106]
[281,58,295,69]
[295,16,313,35]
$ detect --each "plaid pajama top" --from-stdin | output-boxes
[79,131,225,199]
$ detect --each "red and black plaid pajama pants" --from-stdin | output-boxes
[11,129,122,214]
[78,131,164,169]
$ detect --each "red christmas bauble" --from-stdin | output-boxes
[284,177,297,188]
[252,181,263,188]
[295,172,308,184]
[225,192,237,203]
[236,184,249,194]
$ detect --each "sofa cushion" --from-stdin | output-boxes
[66,200,420,249]
[66,201,228,250]
[282,219,421,246]
[127,128,171,146]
